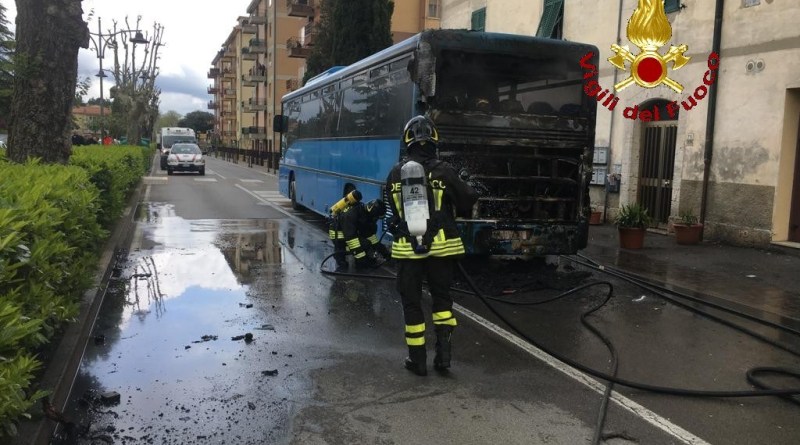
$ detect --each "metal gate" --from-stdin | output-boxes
[639,122,677,227]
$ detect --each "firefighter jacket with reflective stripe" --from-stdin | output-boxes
[385,152,478,259]
[331,202,380,259]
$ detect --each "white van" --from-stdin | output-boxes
[158,127,197,170]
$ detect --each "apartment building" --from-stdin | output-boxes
[433,0,800,248]
[208,1,439,172]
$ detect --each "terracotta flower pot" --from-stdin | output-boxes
[673,223,703,245]
[589,211,602,225]
[618,227,646,249]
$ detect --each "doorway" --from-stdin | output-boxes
[790,115,800,242]
[638,100,678,228]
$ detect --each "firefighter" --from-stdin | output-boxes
[330,198,389,270]
[385,115,478,376]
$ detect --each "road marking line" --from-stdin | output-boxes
[454,304,711,445]
[208,169,226,180]
[240,179,263,183]
[194,178,217,182]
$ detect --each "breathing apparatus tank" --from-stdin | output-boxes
[400,160,430,253]
[330,190,362,215]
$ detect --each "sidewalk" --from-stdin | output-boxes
[580,224,800,324]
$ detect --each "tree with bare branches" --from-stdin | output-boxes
[105,16,164,144]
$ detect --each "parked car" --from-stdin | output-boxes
[166,143,205,176]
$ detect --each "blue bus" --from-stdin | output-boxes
[274,30,598,256]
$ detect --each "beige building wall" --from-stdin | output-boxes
[439,0,541,34]
[565,0,800,245]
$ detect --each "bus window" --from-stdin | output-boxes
[340,85,369,137]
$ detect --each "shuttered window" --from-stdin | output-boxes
[471,7,486,32]
[665,0,681,13]
[536,0,563,39]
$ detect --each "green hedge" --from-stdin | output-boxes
[0,145,149,437]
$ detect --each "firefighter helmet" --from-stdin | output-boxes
[365,199,386,219]
[403,115,439,149]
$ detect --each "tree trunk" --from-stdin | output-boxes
[8,0,87,164]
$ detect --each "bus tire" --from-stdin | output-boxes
[290,179,302,210]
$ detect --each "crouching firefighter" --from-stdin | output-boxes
[330,196,389,271]
[385,115,478,376]
[328,189,362,270]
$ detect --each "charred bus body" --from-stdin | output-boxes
[275,30,598,257]
[417,32,598,256]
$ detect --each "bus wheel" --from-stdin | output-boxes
[290,179,301,210]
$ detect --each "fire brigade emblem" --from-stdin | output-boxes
[608,0,690,93]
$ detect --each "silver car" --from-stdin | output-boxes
[166,143,205,176]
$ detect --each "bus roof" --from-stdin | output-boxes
[282,29,598,103]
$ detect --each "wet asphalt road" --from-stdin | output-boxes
[51,156,800,445]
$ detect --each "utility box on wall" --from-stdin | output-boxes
[590,146,609,186]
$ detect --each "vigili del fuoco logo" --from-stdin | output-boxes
[579,0,720,122]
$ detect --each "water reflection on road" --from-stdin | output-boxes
[55,203,334,444]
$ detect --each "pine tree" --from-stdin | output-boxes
[304,0,394,84]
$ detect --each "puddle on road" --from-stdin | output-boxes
[52,203,360,445]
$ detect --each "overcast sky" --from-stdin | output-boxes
[4,0,253,116]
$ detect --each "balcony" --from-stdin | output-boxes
[246,68,267,83]
[223,88,236,96]
[286,78,299,92]
[249,38,266,54]
[287,37,311,58]
[247,126,267,139]
[222,69,236,79]
[241,47,257,60]
[242,76,258,87]
[248,15,266,25]
[302,22,317,46]
[207,85,219,94]
[207,101,218,109]
[221,47,235,59]
[246,99,268,112]
[240,18,258,34]
[207,68,220,78]
[287,0,314,18]
[241,100,256,113]
[223,130,236,137]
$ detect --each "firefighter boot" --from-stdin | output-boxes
[434,326,453,371]
[404,346,427,376]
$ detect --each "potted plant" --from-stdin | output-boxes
[589,206,603,225]
[673,210,703,245]
[614,203,651,249]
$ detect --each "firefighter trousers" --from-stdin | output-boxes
[396,257,458,349]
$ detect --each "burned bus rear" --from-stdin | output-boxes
[412,31,598,256]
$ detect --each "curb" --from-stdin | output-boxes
[11,169,148,445]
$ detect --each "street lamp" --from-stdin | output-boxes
[86,18,150,139]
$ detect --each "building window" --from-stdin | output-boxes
[471,7,486,32]
[428,0,440,18]
[536,0,563,39]
[665,0,682,13]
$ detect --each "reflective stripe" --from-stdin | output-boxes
[406,336,425,346]
[433,311,458,326]
[367,235,379,244]
[353,251,366,259]
[392,191,403,219]
[433,188,443,211]
[405,323,425,334]
[391,237,466,259]
[346,239,361,249]
[405,322,426,346]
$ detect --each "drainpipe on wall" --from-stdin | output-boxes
[699,0,725,238]
[602,0,625,224]
[272,0,278,173]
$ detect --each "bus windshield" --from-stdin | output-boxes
[162,135,197,149]
[435,50,585,116]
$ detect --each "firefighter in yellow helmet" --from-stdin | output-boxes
[385,115,478,376]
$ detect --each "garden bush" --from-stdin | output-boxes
[0,145,149,437]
